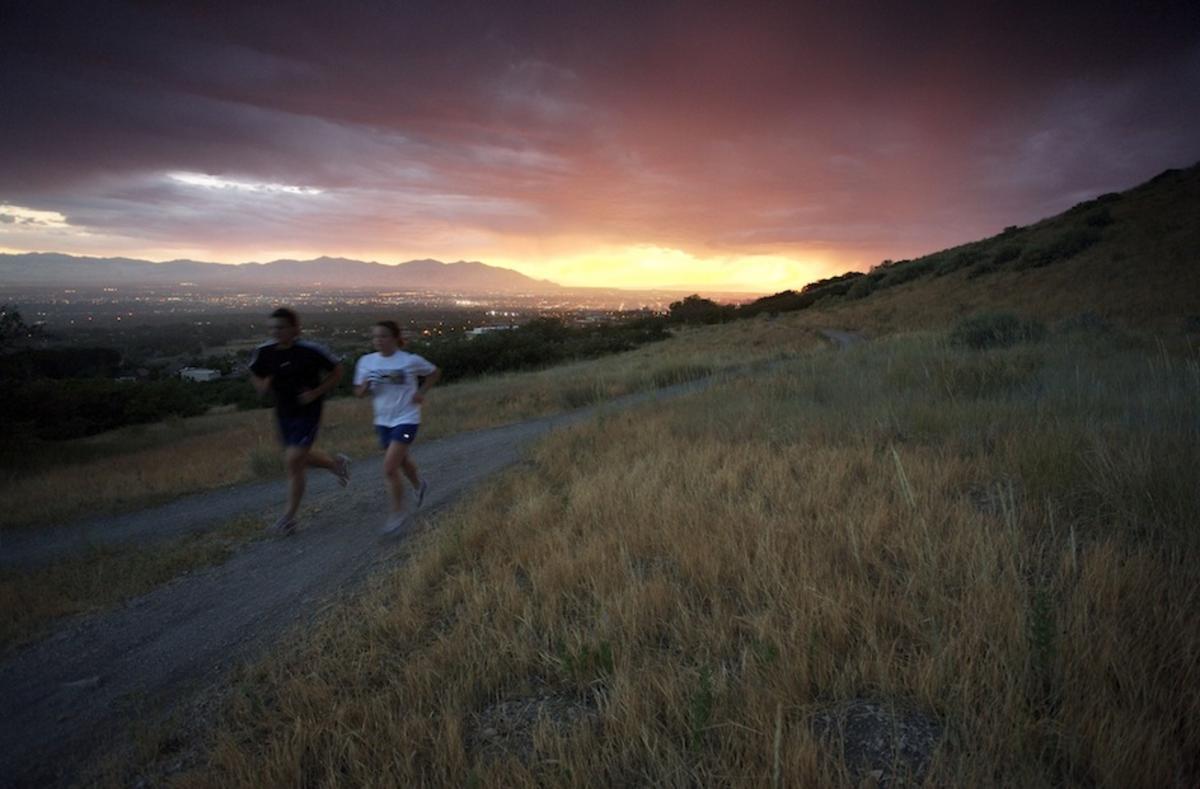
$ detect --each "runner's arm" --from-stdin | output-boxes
[298,363,344,404]
[353,359,372,398]
[412,367,441,404]
[248,346,272,395]
[250,373,272,396]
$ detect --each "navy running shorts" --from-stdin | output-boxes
[277,414,320,447]
[376,423,419,448]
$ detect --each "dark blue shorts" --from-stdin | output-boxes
[277,414,320,447]
[377,423,419,448]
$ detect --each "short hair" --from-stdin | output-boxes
[270,307,299,327]
[375,320,401,339]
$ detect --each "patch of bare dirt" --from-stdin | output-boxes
[809,698,943,787]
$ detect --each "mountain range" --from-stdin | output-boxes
[0,253,563,293]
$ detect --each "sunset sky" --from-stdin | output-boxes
[2,2,1198,291]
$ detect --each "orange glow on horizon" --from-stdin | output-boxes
[1,242,857,294]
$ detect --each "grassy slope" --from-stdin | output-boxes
[162,329,1199,788]
[788,164,1200,334]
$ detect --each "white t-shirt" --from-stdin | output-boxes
[353,350,438,426]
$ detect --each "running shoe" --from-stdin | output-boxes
[334,453,351,487]
[381,510,409,535]
[267,515,298,536]
[415,478,429,508]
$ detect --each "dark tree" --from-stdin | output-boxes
[0,305,40,349]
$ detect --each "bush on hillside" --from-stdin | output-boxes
[877,258,934,288]
[845,277,876,300]
[667,295,735,324]
[935,248,985,276]
[967,244,1024,278]
[1016,228,1102,270]
[1083,207,1115,227]
[950,312,1047,350]
[991,244,1024,266]
[799,271,864,296]
[738,272,865,316]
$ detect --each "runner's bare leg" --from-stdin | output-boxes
[383,441,410,512]
[305,448,337,471]
[283,445,309,520]
[400,453,421,489]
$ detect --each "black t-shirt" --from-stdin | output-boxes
[248,340,340,419]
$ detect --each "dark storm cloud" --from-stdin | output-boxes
[1,0,1198,280]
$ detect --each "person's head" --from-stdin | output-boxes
[372,320,402,353]
[268,308,300,345]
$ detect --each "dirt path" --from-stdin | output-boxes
[0,377,718,786]
[0,379,705,569]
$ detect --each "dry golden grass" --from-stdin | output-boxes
[0,322,823,530]
[167,328,1199,787]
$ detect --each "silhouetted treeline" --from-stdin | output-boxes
[1,378,264,442]
[400,316,670,383]
[0,347,123,380]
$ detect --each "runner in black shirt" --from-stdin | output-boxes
[249,307,350,534]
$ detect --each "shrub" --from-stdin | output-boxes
[965,244,1023,279]
[668,295,734,324]
[935,248,985,276]
[991,244,1023,265]
[950,313,1047,350]
[845,277,876,300]
[1083,207,1114,227]
[877,258,934,289]
[1016,228,1102,269]
[738,273,864,317]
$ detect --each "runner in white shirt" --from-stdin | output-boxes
[354,320,441,534]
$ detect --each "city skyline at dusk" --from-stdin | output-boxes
[2,1,1199,291]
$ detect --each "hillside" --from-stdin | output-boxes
[745,162,1200,333]
[124,322,1199,787]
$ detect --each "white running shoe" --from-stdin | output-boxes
[267,515,298,536]
[381,510,409,535]
[333,453,351,487]
[415,478,429,508]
